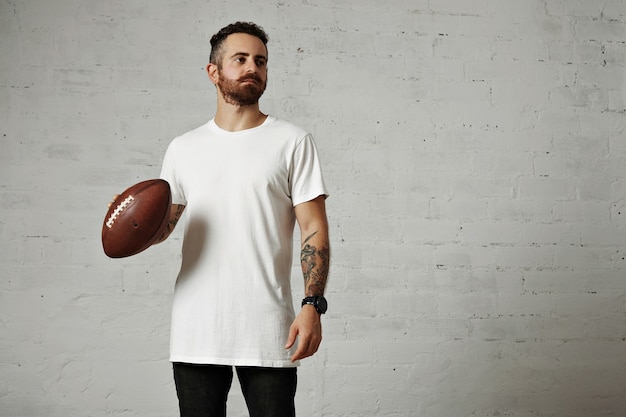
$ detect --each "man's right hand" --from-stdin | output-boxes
[107,194,120,208]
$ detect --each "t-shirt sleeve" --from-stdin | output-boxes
[160,140,187,206]
[290,134,329,206]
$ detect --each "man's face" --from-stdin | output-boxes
[215,33,268,106]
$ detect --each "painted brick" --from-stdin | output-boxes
[2,1,626,416]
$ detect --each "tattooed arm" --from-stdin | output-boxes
[285,195,330,361]
[154,204,186,244]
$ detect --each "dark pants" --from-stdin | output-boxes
[173,363,297,417]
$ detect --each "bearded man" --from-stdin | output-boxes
[156,22,330,417]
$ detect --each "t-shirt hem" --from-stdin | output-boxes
[292,191,329,207]
[169,355,300,368]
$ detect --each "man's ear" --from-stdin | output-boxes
[207,63,218,84]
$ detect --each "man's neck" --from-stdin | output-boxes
[214,101,267,132]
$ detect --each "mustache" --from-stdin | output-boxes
[238,74,263,83]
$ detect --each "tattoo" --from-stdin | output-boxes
[157,204,184,243]
[166,204,185,234]
[300,231,330,296]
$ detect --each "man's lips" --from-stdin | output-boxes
[239,76,261,84]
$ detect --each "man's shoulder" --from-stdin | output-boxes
[175,120,213,140]
[265,116,309,139]
[164,121,213,153]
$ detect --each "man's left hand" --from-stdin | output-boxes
[285,305,322,362]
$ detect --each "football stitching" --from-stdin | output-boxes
[106,195,135,229]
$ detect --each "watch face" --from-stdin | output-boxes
[317,296,328,313]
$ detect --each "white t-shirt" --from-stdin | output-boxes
[159,116,328,367]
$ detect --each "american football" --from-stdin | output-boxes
[102,179,172,258]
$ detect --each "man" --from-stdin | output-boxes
[157,22,330,417]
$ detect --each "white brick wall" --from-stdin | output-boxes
[1,0,625,416]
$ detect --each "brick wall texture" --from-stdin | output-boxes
[1,0,625,416]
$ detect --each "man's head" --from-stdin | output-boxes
[209,22,269,68]
[208,22,269,106]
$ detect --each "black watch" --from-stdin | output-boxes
[301,296,328,314]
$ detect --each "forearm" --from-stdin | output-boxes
[154,204,185,244]
[300,228,330,297]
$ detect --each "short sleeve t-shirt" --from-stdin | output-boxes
[160,115,328,367]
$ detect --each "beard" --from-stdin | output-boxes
[217,73,267,106]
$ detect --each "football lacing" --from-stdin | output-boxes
[106,195,135,228]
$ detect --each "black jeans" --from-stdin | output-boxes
[173,363,297,417]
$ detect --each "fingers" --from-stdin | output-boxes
[285,324,297,350]
[107,194,120,208]
[289,329,322,362]
[291,338,321,362]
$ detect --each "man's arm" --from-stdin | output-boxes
[154,204,186,244]
[285,195,330,362]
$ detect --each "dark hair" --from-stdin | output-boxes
[209,22,269,66]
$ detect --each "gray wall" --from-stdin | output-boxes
[1,0,625,416]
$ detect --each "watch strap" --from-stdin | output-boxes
[301,295,327,314]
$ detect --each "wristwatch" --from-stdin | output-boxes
[301,296,328,314]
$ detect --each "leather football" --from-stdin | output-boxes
[102,179,172,258]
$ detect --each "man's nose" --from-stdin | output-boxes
[246,59,264,74]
